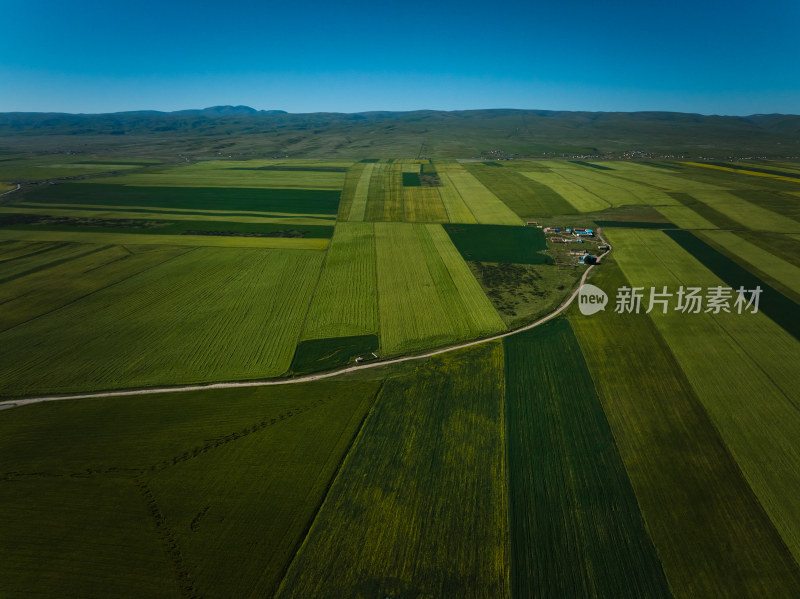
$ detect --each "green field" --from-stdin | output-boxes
[607,228,800,563]
[3,151,800,598]
[0,247,325,397]
[276,343,509,598]
[0,380,381,599]
[504,319,671,598]
[570,264,800,598]
[443,223,550,264]
[375,223,506,355]
[21,183,342,215]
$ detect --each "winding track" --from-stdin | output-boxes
[0,184,21,197]
[0,239,610,411]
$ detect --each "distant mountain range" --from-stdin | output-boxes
[0,106,797,159]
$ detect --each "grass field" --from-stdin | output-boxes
[607,228,800,564]
[504,319,671,598]
[0,247,325,397]
[0,380,381,599]
[275,343,509,598]
[375,223,506,355]
[570,264,800,598]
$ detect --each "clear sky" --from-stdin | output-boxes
[2,0,798,115]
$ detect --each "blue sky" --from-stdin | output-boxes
[2,0,798,115]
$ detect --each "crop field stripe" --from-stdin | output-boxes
[402,186,449,223]
[463,164,576,217]
[421,224,506,335]
[363,163,387,221]
[333,162,362,219]
[274,343,509,598]
[688,190,799,231]
[0,240,72,262]
[666,192,742,229]
[593,220,677,229]
[24,184,342,215]
[0,229,330,250]
[440,169,521,225]
[607,229,800,563]
[436,175,478,223]
[504,319,672,599]
[683,161,800,183]
[347,162,374,221]
[374,223,451,354]
[655,205,719,229]
[0,205,336,226]
[301,222,378,340]
[569,160,614,170]
[89,162,346,189]
[734,231,800,270]
[539,164,680,207]
[663,229,800,341]
[15,202,336,220]
[0,245,193,334]
[519,170,610,212]
[581,161,728,193]
[0,248,326,397]
[699,230,800,299]
[0,242,110,284]
[570,264,800,598]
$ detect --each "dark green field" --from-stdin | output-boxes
[0,214,334,238]
[401,172,421,186]
[23,183,342,215]
[444,223,550,264]
[504,319,671,598]
[569,160,614,170]
[289,334,379,374]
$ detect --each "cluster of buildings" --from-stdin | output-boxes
[543,227,595,245]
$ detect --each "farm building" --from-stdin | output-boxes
[579,254,597,264]
[543,227,555,233]
[526,221,538,226]
[550,237,567,243]
[569,248,587,255]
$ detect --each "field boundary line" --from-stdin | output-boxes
[0,237,610,409]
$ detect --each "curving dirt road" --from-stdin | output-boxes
[0,184,21,197]
[0,238,610,411]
